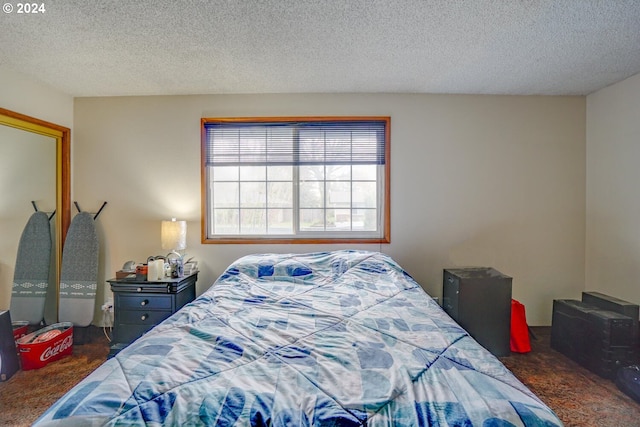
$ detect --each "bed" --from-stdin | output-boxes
[34,250,562,426]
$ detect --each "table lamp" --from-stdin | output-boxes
[161,218,187,278]
[161,218,186,256]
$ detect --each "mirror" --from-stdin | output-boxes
[0,107,70,324]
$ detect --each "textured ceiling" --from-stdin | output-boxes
[1,0,639,97]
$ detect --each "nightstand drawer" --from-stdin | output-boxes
[117,309,171,325]
[117,294,172,310]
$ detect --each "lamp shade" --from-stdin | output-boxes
[161,219,187,251]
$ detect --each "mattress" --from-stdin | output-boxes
[33,250,562,426]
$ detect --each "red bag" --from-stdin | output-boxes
[510,299,531,353]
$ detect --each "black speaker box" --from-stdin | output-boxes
[582,291,639,347]
[551,299,636,378]
[0,310,20,381]
[582,291,640,321]
[443,267,512,357]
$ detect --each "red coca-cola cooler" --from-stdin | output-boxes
[16,322,74,370]
[12,321,29,341]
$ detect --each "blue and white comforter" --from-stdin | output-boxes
[34,250,562,426]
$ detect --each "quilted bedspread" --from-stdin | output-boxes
[34,250,562,426]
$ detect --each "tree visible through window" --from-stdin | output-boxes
[201,117,390,243]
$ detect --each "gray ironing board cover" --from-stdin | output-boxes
[58,212,99,327]
[10,211,52,325]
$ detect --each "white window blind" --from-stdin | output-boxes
[204,121,386,166]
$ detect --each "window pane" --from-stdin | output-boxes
[330,209,351,230]
[358,208,378,231]
[267,165,292,181]
[300,181,324,208]
[214,209,239,234]
[353,181,377,208]
[300,208,325,231]
[268,182,292,208]
[300,165,324,180]
[267,209,293,234]
[327,181,350,208]
[240,166,265,181]
[240,182,266,207]
[213,182,239,208]
[240,209,266,234]
[352,164,376,180]
[212,166,238,181]
[326,165,350,181]
[352,209,365,230]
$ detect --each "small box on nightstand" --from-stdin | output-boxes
[115,270,136,279]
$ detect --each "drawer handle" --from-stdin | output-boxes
[140,299,149,306]
[141,314,148,321]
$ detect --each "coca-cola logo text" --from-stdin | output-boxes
[40,336,73,362]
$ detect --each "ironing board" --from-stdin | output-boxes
[58,212,99,327]
[10,211,52,325]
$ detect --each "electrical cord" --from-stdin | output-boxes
[101,303,113,342]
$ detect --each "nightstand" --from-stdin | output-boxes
[107,272,197,357]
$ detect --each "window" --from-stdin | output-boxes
[201,117,390,243]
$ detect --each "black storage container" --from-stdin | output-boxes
[551,299,636,378]
[442,267,512,357]
[582,291,639,349]
[0,310,20,381]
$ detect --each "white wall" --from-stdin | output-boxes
[586,72,640,303]
[0,66,73,322]
[75,93,585,325]
[0,66,73,127]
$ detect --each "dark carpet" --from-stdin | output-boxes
[500,327,640,427]
[0,327,109,426]
[0,326,639,426]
